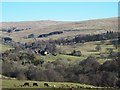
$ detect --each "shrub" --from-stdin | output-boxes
[71,50,82,57]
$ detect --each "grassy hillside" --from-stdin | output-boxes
[0,44,13,53]
[1,40,118,64]
[35,40,118,64]
[0,17,118,42]
[2,79,99,89]
[2,79,118,90]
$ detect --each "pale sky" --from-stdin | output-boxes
[1,2,118,22]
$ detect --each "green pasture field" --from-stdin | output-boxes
[2,79,97,88]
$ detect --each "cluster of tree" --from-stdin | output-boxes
[68,50,82,57]
[38,31,63,38]
[8,31,119,56]
[54,31,119,45]
[1,49,120,88]
[23,41,58,55]
[2,37,12,43]
[0,27,31,33]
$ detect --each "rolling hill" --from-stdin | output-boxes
[0,17,118,42]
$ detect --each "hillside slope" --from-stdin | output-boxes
[0,17,118,42]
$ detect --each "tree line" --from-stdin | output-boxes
[54,31,119,45]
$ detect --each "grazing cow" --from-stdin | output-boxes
[23,82,29,86]
[44,83,49,87]
[33,83,38,86]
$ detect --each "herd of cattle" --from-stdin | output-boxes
[12,82,116,90]
[19,82,49,87]
[14,82,87,89]
[1,82,117,90]
[14,82,57,88]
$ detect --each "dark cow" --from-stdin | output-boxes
[23,82,29,86]
[44,83,49,87]
[33,83,38,86]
